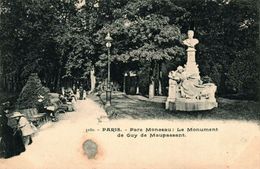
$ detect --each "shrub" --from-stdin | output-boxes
[17,73,50,109]
[225,50,259,100]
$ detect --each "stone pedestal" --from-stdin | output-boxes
[175,98,218,111]
[165,80,177,109]
[184,48,200,78]
[166,101,176,111]
[149,81,155,99]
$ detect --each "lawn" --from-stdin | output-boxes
[89,92,260,122]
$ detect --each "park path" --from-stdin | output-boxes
[0,99,107,169]
[0,98,259,169]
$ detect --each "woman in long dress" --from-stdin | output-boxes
[0,109,25,158]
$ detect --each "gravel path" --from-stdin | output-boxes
[0,99,259,169]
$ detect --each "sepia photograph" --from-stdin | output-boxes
[0,0,259,169]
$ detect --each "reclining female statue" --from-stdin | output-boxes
[169,66,216,101]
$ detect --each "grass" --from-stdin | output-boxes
[89,92,260,122]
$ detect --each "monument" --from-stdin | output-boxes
[166,30,218,111]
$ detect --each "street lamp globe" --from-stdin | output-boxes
[105,32,113,48]
[106,42,111,48]
[93,0,99,8]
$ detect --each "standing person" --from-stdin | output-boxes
[76,89,80,100]
[36,95,45,113]
[10,112,34,146]
[83,90,87,100]
[0,110,14,158]
[79,86,83,100]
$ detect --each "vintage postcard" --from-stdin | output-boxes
[0,0,259,169]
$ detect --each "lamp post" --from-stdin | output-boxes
[105,32,113,106]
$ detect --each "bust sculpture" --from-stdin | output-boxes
[183,30,199,49]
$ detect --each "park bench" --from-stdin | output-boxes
[20,108,48,127]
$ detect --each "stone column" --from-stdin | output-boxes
[184,48,200,78]
[183,30,200,79]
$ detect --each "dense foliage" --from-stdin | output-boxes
[0,0,259,100]
[0,0,77,91]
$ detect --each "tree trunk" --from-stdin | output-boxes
[158,80,162,96]
[90,66,96,92]
[136,75,140,95]
[123,73,126,93]
[55,67,62,93]
[158,62,162,96]
[149,61,155,99]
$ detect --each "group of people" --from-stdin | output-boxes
[61,86,87,101]
[0,86,88,159]
[77,86,87,100]
[0,103,36,159]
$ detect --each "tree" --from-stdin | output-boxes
[0,0,77,92]
[93,0,188,98]
[56,0,107,90]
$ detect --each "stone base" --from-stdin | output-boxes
[175,98,218,111]
[165,98,175,109]
[168,101,176,111]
